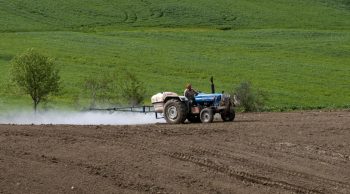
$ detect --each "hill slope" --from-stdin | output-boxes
[0,0,349,32]
[0,0,349,111]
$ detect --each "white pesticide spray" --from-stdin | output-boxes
[0,111,164,125]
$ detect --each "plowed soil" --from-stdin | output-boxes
[1,111,349,194]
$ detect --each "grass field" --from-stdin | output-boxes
[0,0,349,111]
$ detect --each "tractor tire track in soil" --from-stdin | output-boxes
[168,152,321,194]
[0,111,349,193]
[187,145,350,191]
[114,135,341,193]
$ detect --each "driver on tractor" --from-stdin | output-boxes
[184,83,198,104]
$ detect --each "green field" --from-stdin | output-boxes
[0,0,349,111]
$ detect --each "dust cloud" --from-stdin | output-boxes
[0,111,163,125]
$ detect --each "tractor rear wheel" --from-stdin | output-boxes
[164,99,188,124]
[200,108,214,123]
[221,109,235,122]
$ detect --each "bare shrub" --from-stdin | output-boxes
[232,81,267,112]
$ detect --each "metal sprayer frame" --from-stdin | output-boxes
[89,106,162,119]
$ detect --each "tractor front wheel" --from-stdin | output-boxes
[200,108,214,123]
[221,109,235,122]
[164,99,188,124]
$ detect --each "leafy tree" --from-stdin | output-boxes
[232,81,267,112]
[10,49,60,112]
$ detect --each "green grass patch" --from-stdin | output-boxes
[0,0,349,32]
[0,0,349,111]
[1,29,349,111]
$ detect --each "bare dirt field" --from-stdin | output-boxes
[0,111,349,194]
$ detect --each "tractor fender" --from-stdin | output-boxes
[151,92,188,113]
[164,96,188,103]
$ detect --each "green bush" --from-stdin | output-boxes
[119,72,146,106]
[232,81,267,112]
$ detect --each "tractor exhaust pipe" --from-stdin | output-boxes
[210,76,215,94]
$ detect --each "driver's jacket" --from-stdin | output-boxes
[184,89,198,101]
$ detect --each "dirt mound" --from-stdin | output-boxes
[0,111,349,193]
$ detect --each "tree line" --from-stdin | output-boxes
[9,49,267,112]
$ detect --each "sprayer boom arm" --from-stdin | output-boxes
[89,106,155,113]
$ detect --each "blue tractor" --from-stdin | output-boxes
[151,78,237,124]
